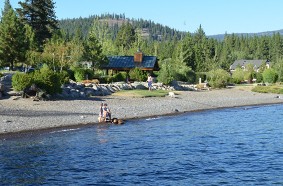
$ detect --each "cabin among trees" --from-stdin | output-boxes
[230,60,270,73]
[102,51,159,75]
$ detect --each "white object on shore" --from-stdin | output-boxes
[169,92,175,98]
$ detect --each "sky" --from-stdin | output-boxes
[3,0,283,36]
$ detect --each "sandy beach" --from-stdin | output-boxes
[0,87,283,135]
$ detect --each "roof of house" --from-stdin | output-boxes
[104,56,159,70]
[230,59,268,70]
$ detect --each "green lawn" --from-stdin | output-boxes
[112,89,173,98]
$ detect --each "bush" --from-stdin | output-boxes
[74,68,85,82]
[72,68,94,82]
[255,72,263,83]
[174,68,196,83]
[33,66,62,95]
[207,69,230,88]
[129,68,147,82]
[58,70,70,85]
[232,68,245,84]
[113,72,127,82]
[244,71,256,83]
[262,68,278,83]
[67,69,75,81]
[12,72,33,91]
[85,69,94,80]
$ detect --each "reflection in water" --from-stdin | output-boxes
[96,124,110,144]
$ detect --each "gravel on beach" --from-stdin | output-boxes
[0,88,283,135]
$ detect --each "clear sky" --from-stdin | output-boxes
[4,0,283,35]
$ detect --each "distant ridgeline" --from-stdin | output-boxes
[209,30,283,41]
[58,13,185,41]
[58,13,283,41]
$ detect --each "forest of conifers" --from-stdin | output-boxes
[58,13,283,72]
[1,0,283,83]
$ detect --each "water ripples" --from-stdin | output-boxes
[0,104,283,185]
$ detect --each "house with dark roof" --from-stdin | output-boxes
[230,59,270,72]
[102,51,159,75]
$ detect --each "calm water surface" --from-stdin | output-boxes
[1,104,283,185]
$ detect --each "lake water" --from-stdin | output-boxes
[0,104,283,185]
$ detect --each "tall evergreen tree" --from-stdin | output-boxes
[181,33,195,70]
[17,0,58,49]
[83,24,107,69]
[0,0,26,69]
[24,23,40,67]
[193,25,208,72]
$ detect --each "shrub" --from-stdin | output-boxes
[207,69,230,88]
[12,72,33,91]
[33,66,62,95]
[129,68,147,82]
[174,68,196,83]
[85,69,94,80]
[262,68,278,83]
[72,68,94,82]
[255,72,263,83]
[67,69,75,81]
[74,68,85,82]
[113,72,127,82]
[58,70,70,84]
[232,68,245,84]
[244,71,253,83]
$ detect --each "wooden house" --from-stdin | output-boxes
[102,51,159,75]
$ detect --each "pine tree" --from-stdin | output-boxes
[83,24,107,69]
[0,0,26,69]
[17,0,58,49]
[182,32,195,70]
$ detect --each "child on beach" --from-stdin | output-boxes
[103,103,111,122]
[98,103,104,122]
[98,103,111,122]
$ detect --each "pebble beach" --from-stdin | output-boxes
[0,87,283,135]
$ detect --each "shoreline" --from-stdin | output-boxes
[1,88,283,137]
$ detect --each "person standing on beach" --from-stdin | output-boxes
[147,74,152,91]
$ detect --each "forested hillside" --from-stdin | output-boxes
[59,13,283,41]
[58,13,184,41]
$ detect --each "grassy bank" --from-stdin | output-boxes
[252,85,283,94]
[112,89,172,98]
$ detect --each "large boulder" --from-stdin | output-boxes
[170,80,184,91]
[85,87,96,97]
[106,85,116,93]
[0,83,5,92]
[100,86,111,95]
[131,82,147,90]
